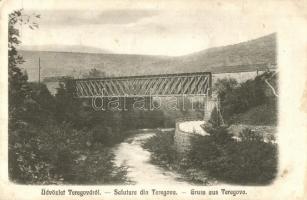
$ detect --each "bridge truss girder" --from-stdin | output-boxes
[72,72,212,98]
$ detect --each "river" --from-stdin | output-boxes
[113,131,192,185]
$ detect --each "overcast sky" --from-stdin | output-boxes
[17,1,281,56]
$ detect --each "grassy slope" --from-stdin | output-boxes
[19,51,169,81]
[19,33,276,81]
[230,103,278,126]
[150,33,276,74]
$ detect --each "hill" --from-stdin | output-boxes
[145,33,276,74]
[18,33,276,81]
[19,51,169,81]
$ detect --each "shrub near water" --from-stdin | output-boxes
[142,131,178,168]
[140,127,278,185]
[189,127,277,185]
[142,131,210,184]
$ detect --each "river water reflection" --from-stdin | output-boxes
[113,131,192,185]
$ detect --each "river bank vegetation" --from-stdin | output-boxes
[143,73,278,185]
[8,10,167,184]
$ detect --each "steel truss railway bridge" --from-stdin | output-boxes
[71,72,212,98]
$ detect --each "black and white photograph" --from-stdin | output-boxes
[1,0,306,199]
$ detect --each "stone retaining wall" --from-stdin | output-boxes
[174,119,209,153]
[174,121,195,153]
[174,96,217,153]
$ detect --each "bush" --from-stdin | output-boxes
[68,144,129,184]
[189,127,277,185]
[188,135,222,168]
[229,102,278,125]
[239,128,262,142]
[213,73,276,124]
[210,127,234,145]
[142,131,179,168]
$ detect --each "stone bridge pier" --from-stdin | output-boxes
[174,96,217,153]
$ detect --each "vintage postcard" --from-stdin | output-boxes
[0,0,306,199]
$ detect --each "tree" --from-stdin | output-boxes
[54,79,89,128]
[8,10,44,183]
[9,10,28,113]
[213,78,238,102]
[8,9,40,119]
